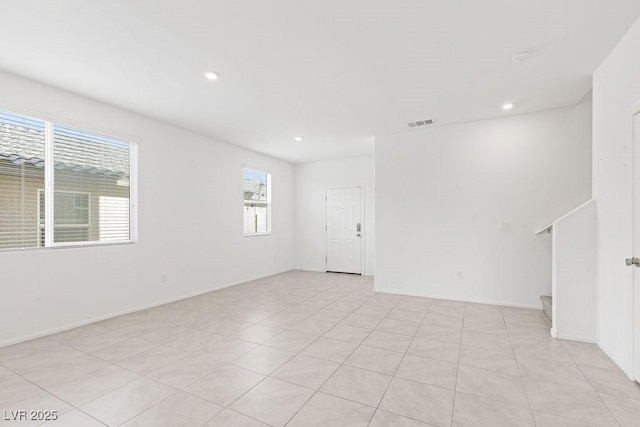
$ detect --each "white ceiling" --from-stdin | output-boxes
[1,1,639,164]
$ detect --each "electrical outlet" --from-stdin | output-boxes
[457,271,463,280]
[498,221,511,231]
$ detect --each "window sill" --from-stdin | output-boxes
[244,233,272,237]
[0,241,136,253]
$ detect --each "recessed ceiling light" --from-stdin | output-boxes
[502,103,514,110]
[204,71,219,81]
[294,136,304,142]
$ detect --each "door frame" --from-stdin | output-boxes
[324,185,365,275]
[633,107,640,382]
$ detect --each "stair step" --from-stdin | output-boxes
[540,295,552,327]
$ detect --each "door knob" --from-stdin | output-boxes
[626,257,640,266]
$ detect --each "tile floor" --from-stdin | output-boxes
[1,271,639,426]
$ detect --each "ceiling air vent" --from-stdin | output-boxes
[408,119,435,128]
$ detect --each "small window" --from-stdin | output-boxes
[243,168,271,235]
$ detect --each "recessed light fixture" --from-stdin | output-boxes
[502,103,514,110]
[204,71,219,81]
[294,136,304,142]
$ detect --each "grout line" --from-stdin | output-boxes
[505,307,539,425]
[366,296,426,427]
[211,284,378,425]
[282,295,394,426]
[0,352,141,426]
[1,274,353,426]
[569,350,623,426]
[449,305,470,426]
[4,272,625,427]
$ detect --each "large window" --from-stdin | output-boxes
[243,167,271,235]
[0,110,136,250]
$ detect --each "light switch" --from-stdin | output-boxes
[499,221,511,231]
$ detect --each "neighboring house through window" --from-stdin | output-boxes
[0,110,136,250]
[243,167,271,235]
[38,190,90,246]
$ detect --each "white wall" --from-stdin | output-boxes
[552,199,596,342]
[0,71,294,346]
[593,15,640,377]
[294,156,375,276]
[375,104,592,308]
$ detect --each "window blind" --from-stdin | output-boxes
[0,112,45,249]
[99,196,130,241]
[0,109,135,250]
[53,125,131,244]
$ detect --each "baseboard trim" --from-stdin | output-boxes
[598,341,634,380]
[373,287,542,310]
[556,332,595,343]
[0,269,293,348]
[297,268,374,278]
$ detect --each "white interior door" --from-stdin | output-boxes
[634,112,640,382]
[326,187,362,274]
